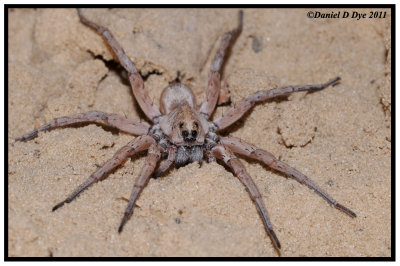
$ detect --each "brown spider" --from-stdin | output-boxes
[15,9,356,251]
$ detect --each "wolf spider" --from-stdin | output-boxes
[16,9,356,251]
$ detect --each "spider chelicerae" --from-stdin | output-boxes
[15,9,356,251]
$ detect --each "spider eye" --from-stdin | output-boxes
[194,122,198,129]
[192,130,198,138]
[182,130,189,138]
[179,122,184,129]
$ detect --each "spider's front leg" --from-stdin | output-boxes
[220,136,356,217]
[52,135,156,211]
[199,10,243,118]
[77,9,162,122]
[118,143,162,232]
[153,146,177,178]
[213,77,341,131]
[212,144,281,250]
[15,111,150,142]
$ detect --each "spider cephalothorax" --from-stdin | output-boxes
[15,9,356,252]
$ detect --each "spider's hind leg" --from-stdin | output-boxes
[77,9,162,122]
[199,10,243,118]
[217,80,232,106]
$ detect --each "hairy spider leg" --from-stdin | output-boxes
[77,8,162,122]
[199,10,243,118]
[118,143,162,232]
[153,146,177,178]
[212,145,281,250]
[15,111,150,142]
[52,135,155,211]
[220,136,357,218]
[214,77,341,131]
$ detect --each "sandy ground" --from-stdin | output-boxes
[8,8,391,257]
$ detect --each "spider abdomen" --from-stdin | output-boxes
[160,83,196,115]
